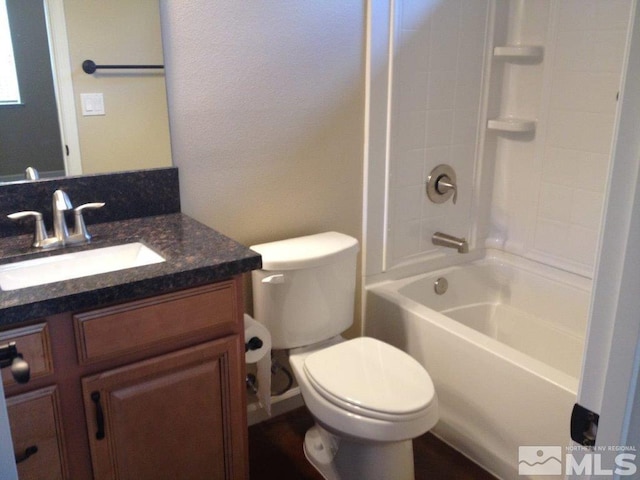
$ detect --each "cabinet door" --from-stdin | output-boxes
[82,338,241,480]
[6,386,67,480]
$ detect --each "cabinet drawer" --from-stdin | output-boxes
[7,386,67,480]
[0,323,53,388]
[74,282,237,364]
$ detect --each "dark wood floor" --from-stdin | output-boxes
[248,407,497,480]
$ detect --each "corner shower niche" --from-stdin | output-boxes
[487,40,542,135]
[483,0,628,275]
[486,42,544,134]
[493,45,543,58]
[487,6,544,136]
[486,116,536,133]
[482,0,550,260]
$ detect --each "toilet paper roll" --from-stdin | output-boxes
[244,314,272,363]
[243,314,272,416]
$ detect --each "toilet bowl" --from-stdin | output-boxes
[250,232,439,479]
[287,336,437,480]
[289,336,438,442]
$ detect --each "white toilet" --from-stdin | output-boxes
[251,232,438,480]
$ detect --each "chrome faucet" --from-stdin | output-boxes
[24,167,40,180]
[52,189,73,243]
[432,232,469,254]
[8,190,104,249]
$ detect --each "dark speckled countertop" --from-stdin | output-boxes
[0,213,262,327]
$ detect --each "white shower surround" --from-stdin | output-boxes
[365,0,633,280]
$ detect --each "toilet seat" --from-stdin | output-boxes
[303,337,435,422]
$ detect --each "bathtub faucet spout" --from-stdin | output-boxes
[432,232,469,254]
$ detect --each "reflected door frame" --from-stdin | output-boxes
[44,0,82,176]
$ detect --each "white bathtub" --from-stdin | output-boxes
[364,252,591,479]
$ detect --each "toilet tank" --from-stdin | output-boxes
[251,232,359,349]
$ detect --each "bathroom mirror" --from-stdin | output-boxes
[0,0,172,184]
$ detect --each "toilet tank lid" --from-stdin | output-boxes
[250,232,359,270]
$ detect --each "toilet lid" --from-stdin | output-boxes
[303,337,434,417]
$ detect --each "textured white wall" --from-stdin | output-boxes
[160,1,365,249]
[160,1,365,331]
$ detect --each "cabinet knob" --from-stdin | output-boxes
[0,342,31,384]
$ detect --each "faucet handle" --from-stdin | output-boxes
[435,175,457,204]
[71,202,105,242]
[7,211,49,248]
[426,164,458,205]
[75,202,105,215]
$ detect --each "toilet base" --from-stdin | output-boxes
[303,424,415,480]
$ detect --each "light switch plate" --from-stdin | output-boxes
[81,93,105,116]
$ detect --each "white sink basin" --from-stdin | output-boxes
[0,242,165,291]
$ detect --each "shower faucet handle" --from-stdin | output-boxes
[426,164,458,205]
[435,175,457,204]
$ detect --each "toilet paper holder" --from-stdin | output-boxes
[243,313,272,415]
[245,336,264,352]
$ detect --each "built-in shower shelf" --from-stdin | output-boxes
[493,45,543,59]
[487,117,536,133]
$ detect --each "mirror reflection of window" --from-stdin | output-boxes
[0,0,65,182]
[0,0,20,105]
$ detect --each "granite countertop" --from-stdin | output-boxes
[0,213,262,327]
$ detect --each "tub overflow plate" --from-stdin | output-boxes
[434,277,448,295]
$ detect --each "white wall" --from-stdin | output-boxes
[160,1,365,327]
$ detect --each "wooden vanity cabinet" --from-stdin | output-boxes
[2,277,248,480]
